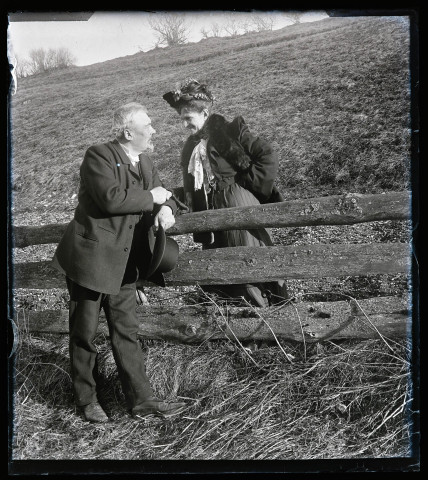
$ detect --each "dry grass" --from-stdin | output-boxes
[11,302,413,461]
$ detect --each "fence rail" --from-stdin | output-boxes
[14,242,410,289]
[13,192,409,248]
[16,296,408,343]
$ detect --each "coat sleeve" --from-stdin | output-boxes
[232,116,279,203]
[80,144,155,215]
[151,161,178,216]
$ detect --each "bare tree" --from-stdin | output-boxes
[286,12,303,24]
[250,14,275,32]
[54,47,76,68]
[14,55,31,79]
[148,13,191,47]
[24,47,76,76]
[201,21,223,39]
[240,20,256,34]
[45,48,57,71]
[28,48,48,74]
[200,26,210,39]
[222,16,242,37]
[210,22,222,37]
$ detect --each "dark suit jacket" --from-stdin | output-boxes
[51,140,177,295]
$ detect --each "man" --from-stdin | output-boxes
[52,102,186,422]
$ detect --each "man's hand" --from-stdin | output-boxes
[150,186,172,205]
[154,206,175,231]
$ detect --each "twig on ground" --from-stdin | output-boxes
[196,286,261,369]
[27,362,71,380]
[241,298,295,363]
[290,300,307,362]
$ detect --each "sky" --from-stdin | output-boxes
[8,10,329,67]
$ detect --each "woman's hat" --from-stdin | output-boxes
[163,78,214,112]
[145,225,179,286]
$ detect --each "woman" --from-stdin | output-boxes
[163,78,287,307]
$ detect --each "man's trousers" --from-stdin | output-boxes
[66,277,154,410]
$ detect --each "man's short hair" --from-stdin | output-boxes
[111,102,148,139]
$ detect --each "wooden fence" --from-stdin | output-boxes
[13,191,412,343]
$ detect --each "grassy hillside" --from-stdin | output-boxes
[10,15,411,216]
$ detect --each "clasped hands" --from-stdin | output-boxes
[150,186,175,231]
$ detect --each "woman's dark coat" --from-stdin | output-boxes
[180,115,282,243]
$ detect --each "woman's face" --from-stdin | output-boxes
[180,107,208,134]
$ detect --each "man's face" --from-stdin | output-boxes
[127,110,156,153]
[180,108,208,134]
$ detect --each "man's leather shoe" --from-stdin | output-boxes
[82,402,109,423]
[132,397,187,418]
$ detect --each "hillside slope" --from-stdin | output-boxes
[10,16,411,216]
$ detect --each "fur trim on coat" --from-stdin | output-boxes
[203,113,252,171]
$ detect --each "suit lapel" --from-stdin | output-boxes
[138,153,152,189]
[111,140,131,166]
[111,140,143,180]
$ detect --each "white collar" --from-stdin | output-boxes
[119,142,141,167]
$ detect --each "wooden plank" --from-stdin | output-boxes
[13,296,410,342]
[13,243,410,289]
[164,243,410,285]
[168,191,411,235]
[13,223,67,249]
[12,192,410,248]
